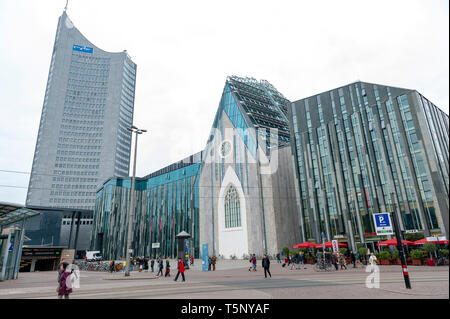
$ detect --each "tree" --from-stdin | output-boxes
[423,242,437,259]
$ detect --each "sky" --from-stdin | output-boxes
[0,0,448,205]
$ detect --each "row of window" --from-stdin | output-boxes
[56,156,100,162]
[57,143,102,150]
[62,118,103,126]
[55,163,100,170]
[60,131,102,138]
[67,84,108,93]
[50,198,95,204]
[50,190,95,196]
[60,124,103,132]
[62,112,104,120]
[52,176,98,183]
[58,137,102,144]
[51,183,96,190]
[62,220,93,225]
[53,170,99,176]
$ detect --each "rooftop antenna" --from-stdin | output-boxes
[64,0,69,11]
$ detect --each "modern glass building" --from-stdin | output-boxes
[288,81,449,252]
[91,152,203,259]
[26,10,137,211]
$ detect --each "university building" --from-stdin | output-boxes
[91,76,301,259]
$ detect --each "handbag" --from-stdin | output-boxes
[56,283,60,293]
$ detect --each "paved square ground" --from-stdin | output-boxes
[0,260,448,299]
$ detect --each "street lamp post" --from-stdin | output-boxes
[124,126,147,277]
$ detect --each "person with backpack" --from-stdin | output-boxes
[174,257,186,282]
[57,262,72,299]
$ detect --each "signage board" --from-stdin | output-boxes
[332,240,339,254]
[202,244,208,272]
[373,213,394,235]
[72,44,93,53]
[152,242,160,249]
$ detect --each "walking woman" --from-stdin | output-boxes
[262,254,271,278]
[174,257,186,282]
[57,263,72,299]
[165,258,171,277]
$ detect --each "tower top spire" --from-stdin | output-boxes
[64,0,69,11]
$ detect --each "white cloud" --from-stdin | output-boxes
[0,0,448,204]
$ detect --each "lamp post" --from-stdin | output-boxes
[124,126,147,276]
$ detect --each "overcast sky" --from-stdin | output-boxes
[0,0,448,205]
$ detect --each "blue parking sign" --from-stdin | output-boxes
[373,213,394,235]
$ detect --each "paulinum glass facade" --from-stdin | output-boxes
[26,11,136,211]
[91,153,203,259]
[289,81,449,251]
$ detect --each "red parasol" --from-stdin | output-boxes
[376,238,415,247]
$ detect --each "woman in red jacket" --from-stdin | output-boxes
[174,257,185,282]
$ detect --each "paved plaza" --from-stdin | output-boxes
[0,260,448,299]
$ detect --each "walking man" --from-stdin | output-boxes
[174,257,186,282]
[151,258,155,272]
[262,254,271,278]
[351,251,356,268]
[157,257,164,277]
[276,253,281,264]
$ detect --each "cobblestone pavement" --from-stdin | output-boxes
[0,260,447,299]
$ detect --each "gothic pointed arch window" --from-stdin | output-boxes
[224,186,241,228]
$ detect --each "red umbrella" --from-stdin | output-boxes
[314,242,348,249]
[292,242,317,249]
[376,238,414,247]
[413,238,449,245]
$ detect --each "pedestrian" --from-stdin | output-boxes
[57,262,72,299]
[355,251,360,267]
[57,259,68,284]
[190,255,194,265]
[248,255,253,271]
[157,257,164,277]
[368,253,378,272]
[144,257,149,272]
[211,255,216,271]
[262,254,271,278]
[252,254,257,271]
[276,253,281,264]
[151,258,155,272]
[331,253,339,270]
[208,256,212,271]
[298,252,306,269]
[174,257,186,282]
[339,253,347,270]
[165,258,171,277]
[110,260,115,273]
[351,251,356,268]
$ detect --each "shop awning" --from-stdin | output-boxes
[413,238,449,245]
[376,238,414,247]
[314,242,348,249]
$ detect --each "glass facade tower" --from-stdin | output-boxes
[288,81,449,251]
[26,11,137,211]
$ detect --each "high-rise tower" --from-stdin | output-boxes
[26,10,137,210]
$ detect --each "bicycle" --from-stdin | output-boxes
[314,259,333,272]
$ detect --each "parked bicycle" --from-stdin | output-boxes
[314,259,333,272]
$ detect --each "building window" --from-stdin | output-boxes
[224,186,241,228]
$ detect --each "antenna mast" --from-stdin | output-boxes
[64,0,69,11]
